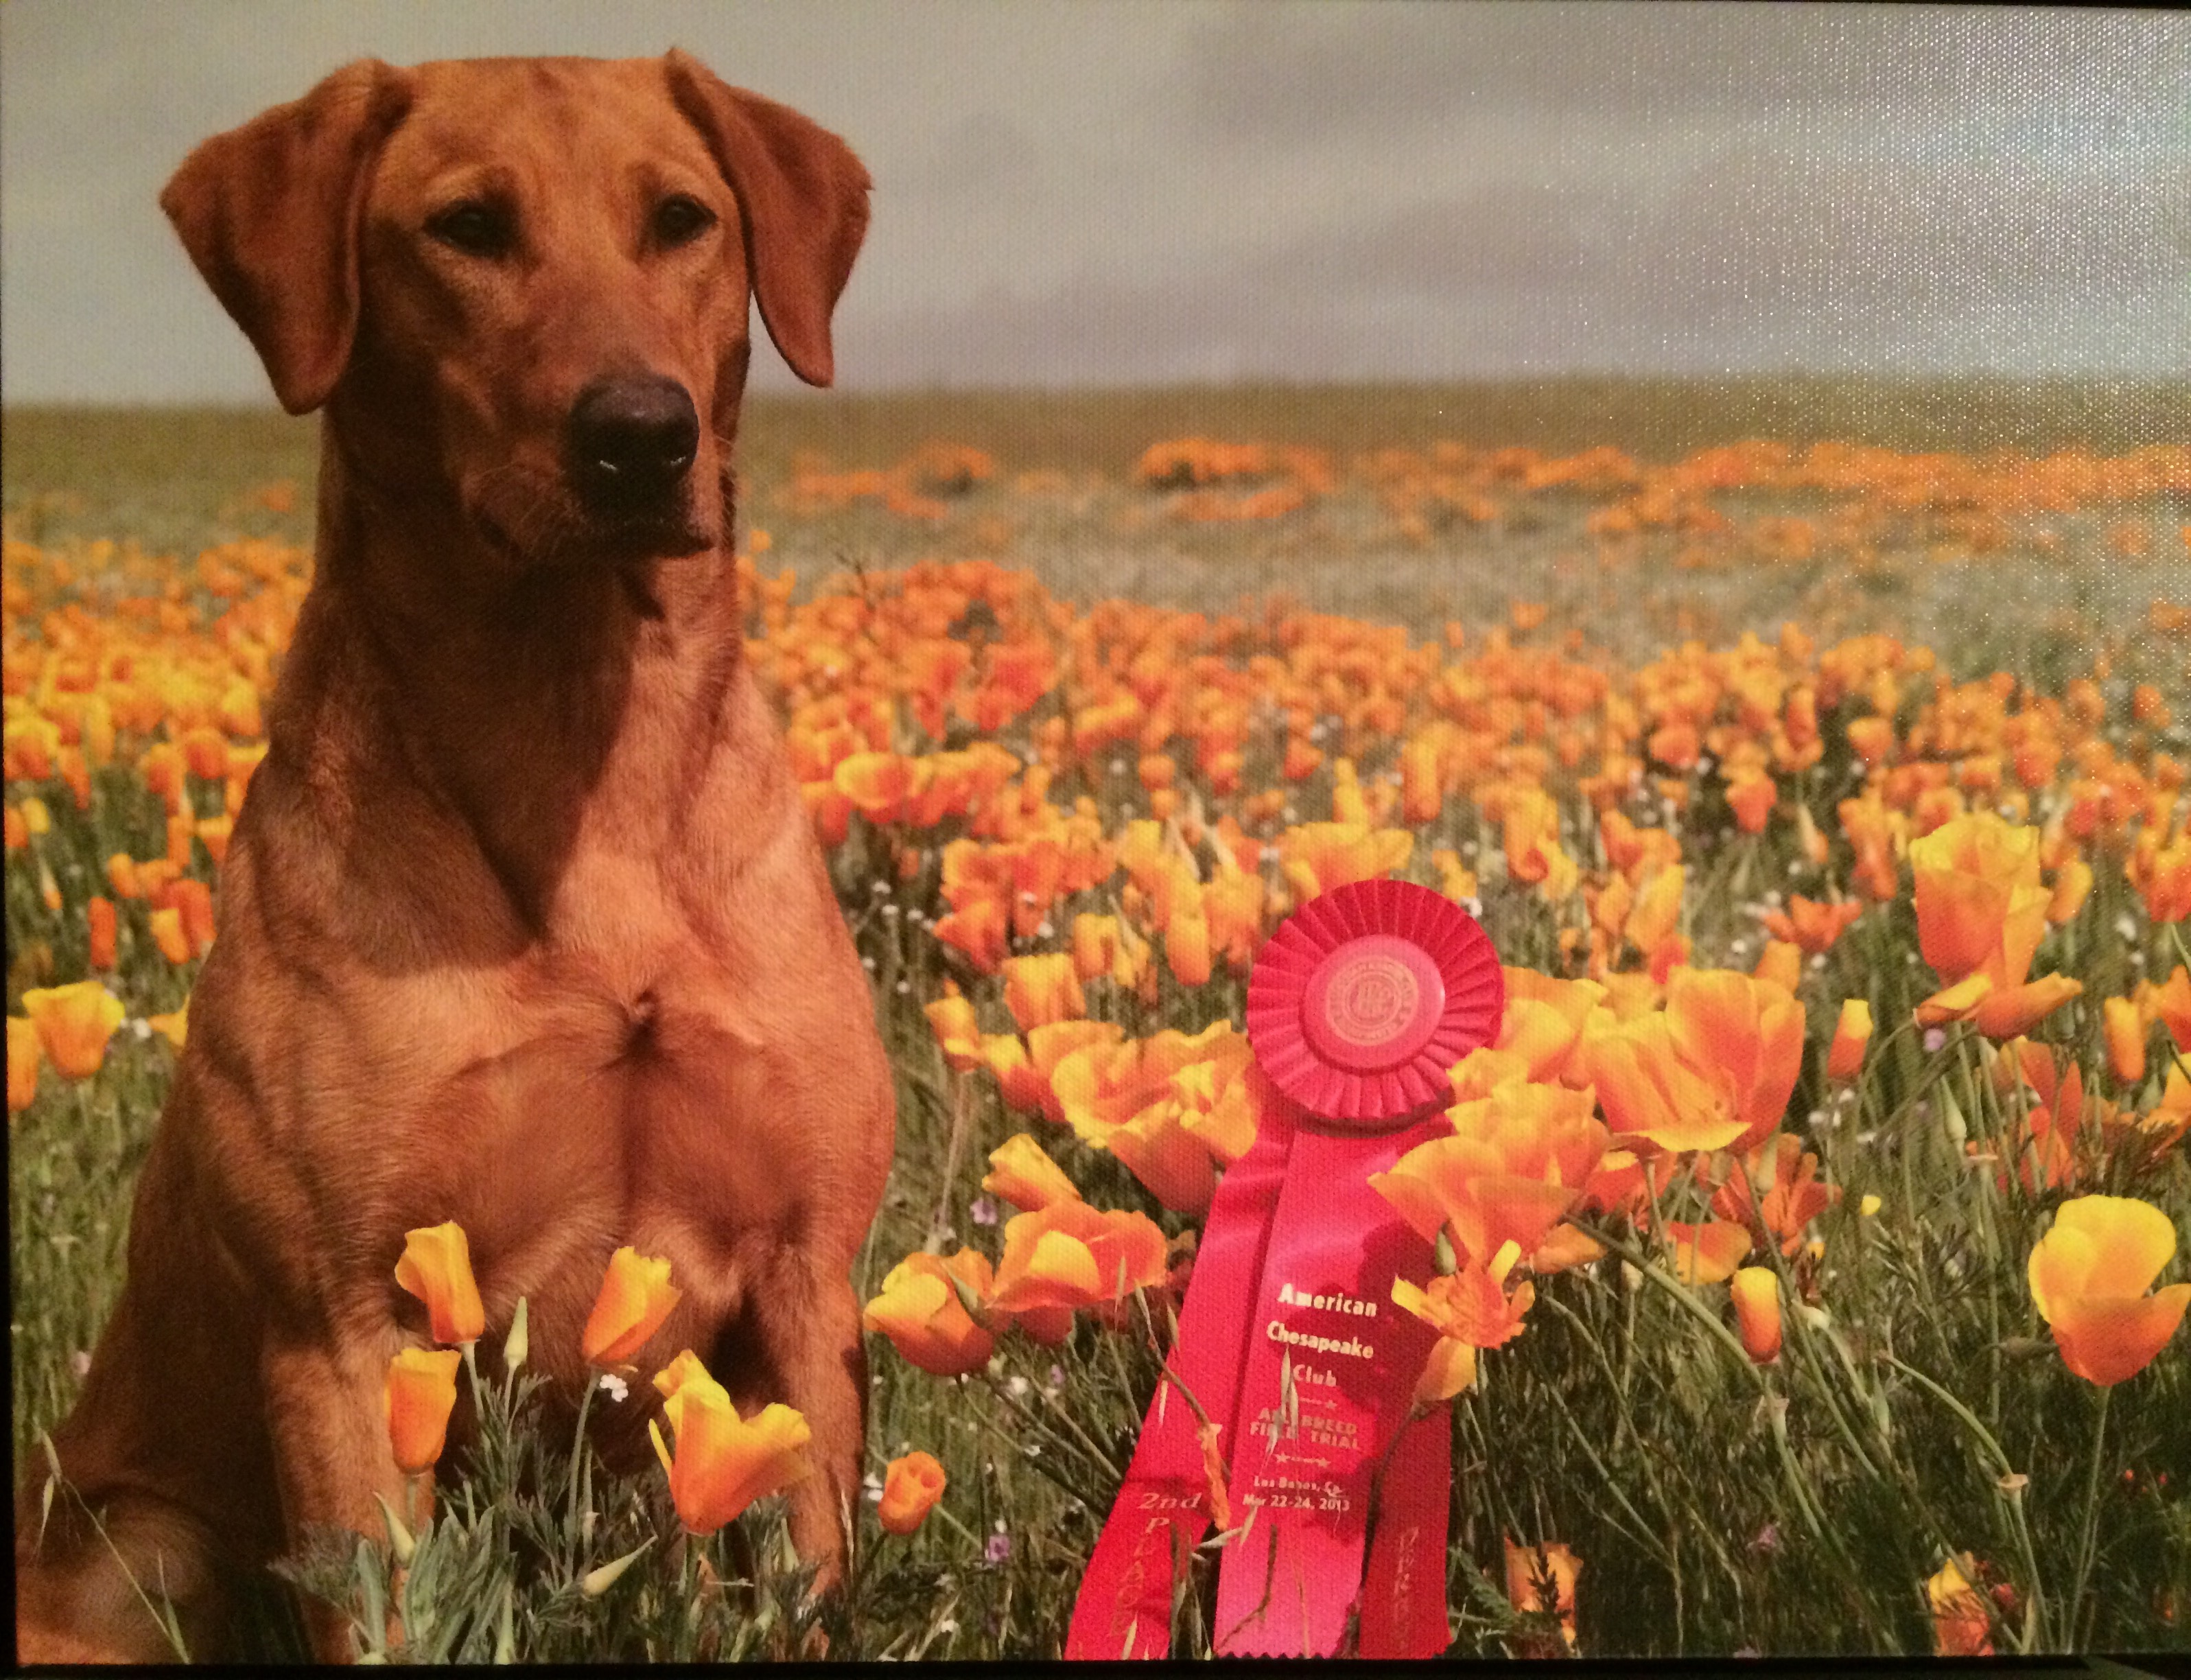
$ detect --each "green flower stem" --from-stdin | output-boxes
[2066,1383,2111,1650]
[1882,1354,2048,1649]
[1950,1031,2007,1432]
[979,1368,1112,1491]
[1766,1271,1888,1486]
[1575,1221,1835,1552]
[968,1394,1101,1508]
[565,1372,596,1565]
[1525,1294,1676,1571]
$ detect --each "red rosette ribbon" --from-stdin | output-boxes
[1070,880,1504,1661]
[1247,878,1504,1128]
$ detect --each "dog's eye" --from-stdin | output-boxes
[427,200,514,258]
[652,194,716,248]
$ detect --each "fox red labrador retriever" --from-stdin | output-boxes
[14,51,892,1663]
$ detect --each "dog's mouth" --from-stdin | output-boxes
[471,500,714,572]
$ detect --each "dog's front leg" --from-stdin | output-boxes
[740,1254,869,1593]
[261,1329,416,1662]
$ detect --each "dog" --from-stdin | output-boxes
[14,51,893,1664]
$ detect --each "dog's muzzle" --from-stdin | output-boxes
[566,374,700,517]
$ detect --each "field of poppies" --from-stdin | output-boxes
[7,390,2190,1660]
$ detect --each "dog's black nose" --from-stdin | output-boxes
[567,375,699,511]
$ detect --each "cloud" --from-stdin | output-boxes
[825,141,2188,386]
[1158,4,2186,152]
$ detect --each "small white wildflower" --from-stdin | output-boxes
[129,1017,152,1040]
[1007,1375,1031,1399]
[598,1373,628,1402]
[1036,920,1054,939]
[862,955,877,971]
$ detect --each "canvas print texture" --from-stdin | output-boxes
[5,1,2187,1662]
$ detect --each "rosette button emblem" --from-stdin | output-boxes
[1247,878,1505,1128]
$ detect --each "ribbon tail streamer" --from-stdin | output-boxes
[1065,1101,1294,1659]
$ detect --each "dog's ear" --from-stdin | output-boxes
[664,49,870,388]
[161,60,412,415]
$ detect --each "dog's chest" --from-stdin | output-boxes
[403,854,753,1165]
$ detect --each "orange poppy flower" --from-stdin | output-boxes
[149,907,191,965]
[1729,1267,1781,1363]
[1624,864,1685,959]
[1759,894,1862,956]
[105,853,143,901]
[1966,973,2084,1042]
[863,1249,998,1376]
[2048,856,2094,925]
[1828,999,1873,1081]
[981,1133,1082,1212]
[1504,1539,1582,1650]
[1370,1135,1584,1270]
[648,1371,810,1537]
[1494,970,1606,1084]
[8,1017,40,1115]
[1661,1219,1753,1285]
[86,898,117,970]
[878,1450,947,1536]
[20,981,126,1082]
[1161,888,1214,989]
[1910,811,2049,990]
[147,1003,188,1050]
[989,1200,1168,1316]
[581,1247,682,1366]
[1024,1020,1125,1121]
[2026,1195,2191,1386]
[1102,1097,1221,1215]
[1071,913,1121,983]
[2102,996,2146,1086]
[2151,966,2191,1053]
[1580,1012,1743,1154]
[1001,953,1086,1032]
[1715,1134,1841,1255]
[394,1222,486,1346]
[1499,787,1567,884]
[1275,821,1412,902]
[934,896,1009,972]
[1752,940,1803,996]
[168,878,216,956]
[924,991,985,1073]
[1926,1554,1994,1656]
[979,1034,1051,1115]
[384,1347,463,1474]
[1726,773,1777,835]
[1392,1247,1535,1404]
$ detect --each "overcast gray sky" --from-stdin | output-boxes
[3,1,2186,402]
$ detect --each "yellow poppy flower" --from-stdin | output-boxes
[581,1247,682,1366]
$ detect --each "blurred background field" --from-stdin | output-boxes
[8,378,2189,681]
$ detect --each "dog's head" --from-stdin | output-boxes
[161,53,869,568]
